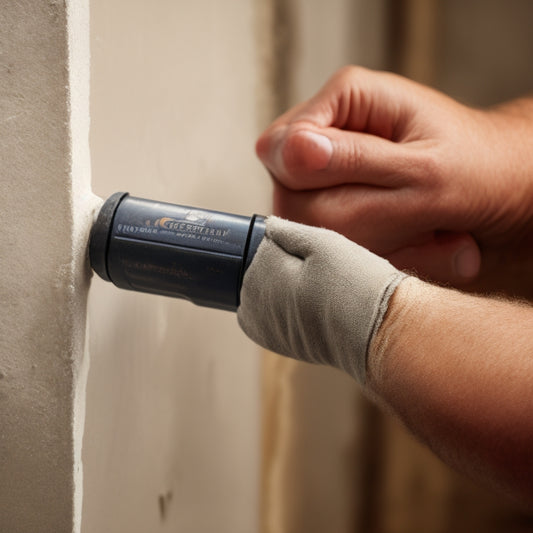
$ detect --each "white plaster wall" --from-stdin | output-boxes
[0,1,92,532]
[83,2,270,532]
[292,0,388,100]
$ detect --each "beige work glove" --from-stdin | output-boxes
[237,217,408,384]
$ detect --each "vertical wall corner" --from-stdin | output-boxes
[0,1,92,531]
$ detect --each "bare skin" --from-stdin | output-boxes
[256,66,533,296]
[369,277,533,505]
[255,66,533,503]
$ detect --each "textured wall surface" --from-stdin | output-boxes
[0,1,93,532]
[83,1,270,532]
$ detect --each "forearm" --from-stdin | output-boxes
[238,216,533,502]
[369,278,533,503]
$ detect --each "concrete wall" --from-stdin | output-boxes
[0,1,92,532]
[83,1,270,532]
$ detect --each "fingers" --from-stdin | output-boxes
[265,216,330,259]
[255,66,430,191]
[274,66,416,135]
[257,124,426,190]
[258,65,482,288]
[272,182,482,285]
[386,232,481,285]
[272,181,430,254]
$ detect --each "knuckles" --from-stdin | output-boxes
[328,65,367,86]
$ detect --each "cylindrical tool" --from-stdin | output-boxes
[89,192,266,311]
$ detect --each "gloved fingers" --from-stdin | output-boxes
[265,216,326,259]
[238,233,303,357]
[248,227,304,288]
[385,232,481,285]
[239,215,408,385]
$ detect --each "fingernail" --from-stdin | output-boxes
[296,131,333,170]
[272,130,288,176]
[454,246,480,279]
[271,130,333,176]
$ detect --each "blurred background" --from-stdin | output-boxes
[84,1,533,532]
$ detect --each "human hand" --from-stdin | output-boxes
[237,216,407,384]
[256,66,533,293]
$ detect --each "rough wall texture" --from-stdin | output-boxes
[0,1,93,532]
[83,1,270,532]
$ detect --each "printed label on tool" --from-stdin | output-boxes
[117,215,232,246]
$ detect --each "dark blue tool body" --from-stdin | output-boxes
[90,193,266,311]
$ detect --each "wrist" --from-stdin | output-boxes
[367,277,428,392]
[481,100,533,234]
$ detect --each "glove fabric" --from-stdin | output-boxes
[237,217,408,384]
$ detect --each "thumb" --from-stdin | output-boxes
[386,232,481,285]
[256,125,419,191]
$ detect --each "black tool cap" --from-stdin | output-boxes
[89,192,129,281]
